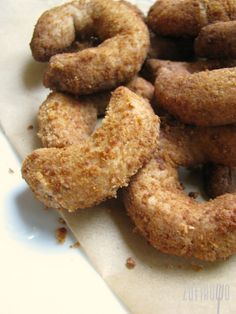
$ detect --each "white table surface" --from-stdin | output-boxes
[0,129,129,314]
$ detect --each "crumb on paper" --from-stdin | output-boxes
[70,241,80,249]
[55,227,67,244]
[188,191,199,199]
[27,124,34,130]
[58,217,66,225]
[8,168,14,174]
[126,257,136,269]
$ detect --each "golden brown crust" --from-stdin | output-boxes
[123,119,236,261]
[147,0,204,37]
[31,0,145,62]
[38,92,97,148]
[31,0,150,95]
[195,21,236,58]
[38,78,155,148]
[161,117,236,167]
[203,164,236,198]
[124,116,236,261]
[30,2,77,62]
[22,87,159,211]
[126,76,154,103]
[119,0,145,20]
[38,77,155,145]
[86,76,155,117]
[155,67,236,126]
[147,0,236,37]
[88,76,154,116]
[144,58,236,83]
[124,147,236,261]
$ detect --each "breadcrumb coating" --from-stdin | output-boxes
[120,0,145,20]
[22,87,159,211]
[203,164,236,198]
[195,21,236,58]
[84,76,155,116]
[147,0,236,37]
[124,148,236,261]
[31,0,144,61]
[124,119,236,261]
[30,0,150,95]
[126,76,154,103]
[161,117,236,166]
[38,77,155,148]
[38,92,97,148]
[144,58,236,83]
[155,67,236,126]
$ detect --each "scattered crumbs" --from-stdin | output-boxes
[8,168,14,174]
[190,263,204,272]
[43,206,49,211]
[27,124,34,130]
[179,182,185,190]
[188,191,199,199]
[58,217,66,225]
[126,257,136,269]
[55,227,67,244]
[70,241,80,249]
[106,208,111,214]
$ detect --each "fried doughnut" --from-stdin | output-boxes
[38,92,97,148]
[147,0,236,37]
[22,87,159,212]
[195,21,236,58]
[31,0,150,95]
[30,0,144,61]
[123,119,236,261]
[124,149,236,261]
[203,164,236,198]
[38,77,155,148]
[155,67,236,126]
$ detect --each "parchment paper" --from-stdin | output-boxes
[1,1,236,313]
